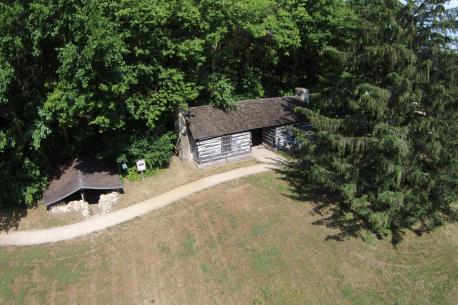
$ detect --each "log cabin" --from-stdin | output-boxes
[177,88,311,167]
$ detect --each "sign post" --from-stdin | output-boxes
[136,159,146,180]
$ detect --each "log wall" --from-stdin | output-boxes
[189,122,311,165]
[262,127,276,147]
[267,123,311,150]
[195,131,251,164]
[274,125,295,149]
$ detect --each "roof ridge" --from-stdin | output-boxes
[77,161,84,189]
[189,95,298,110]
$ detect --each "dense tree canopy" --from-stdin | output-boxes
[0,0,350,208]
[0,0,457,242]
[289,0,458,242]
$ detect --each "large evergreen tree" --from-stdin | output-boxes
[289,0,458,242]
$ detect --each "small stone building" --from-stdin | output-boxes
[177,88,310,167]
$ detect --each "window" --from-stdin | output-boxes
[221,135,232,154]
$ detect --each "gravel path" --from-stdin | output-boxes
[0,164,275,246]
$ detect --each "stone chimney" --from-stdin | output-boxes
[295,87,309,103]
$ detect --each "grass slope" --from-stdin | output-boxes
[0,172,457,305]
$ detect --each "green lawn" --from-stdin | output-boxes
[1,172,457,305]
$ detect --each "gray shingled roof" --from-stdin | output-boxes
[42,159,124,206]
[187,96,306,140]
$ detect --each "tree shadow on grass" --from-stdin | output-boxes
[310,199,368,242]
[275,161,414,246]
[274,161,374,243]
[0,205,28,233]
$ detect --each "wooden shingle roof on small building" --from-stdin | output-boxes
[42,159,124,206]
[187,95,306,140]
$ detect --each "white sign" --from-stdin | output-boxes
[136,159,146,172]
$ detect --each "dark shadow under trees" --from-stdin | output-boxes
[276,160,408,246]
[0,205,28,233]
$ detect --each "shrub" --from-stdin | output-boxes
[117,131,175,180]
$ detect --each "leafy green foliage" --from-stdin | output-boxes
[0,0,338,208]
[117,131,176,180]
[207,73,236,108]
[289,0,458,243]
[0,0,456,245]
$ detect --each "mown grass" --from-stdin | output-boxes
[0,172,457,305]
[178,231,198,258]
[0,244,91,304]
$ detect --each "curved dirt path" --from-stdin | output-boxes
[0,164,275,246]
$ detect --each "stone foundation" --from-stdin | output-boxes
[97,192,120,215]
[49,200,91,218]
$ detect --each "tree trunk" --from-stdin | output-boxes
[62,127,70,149]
